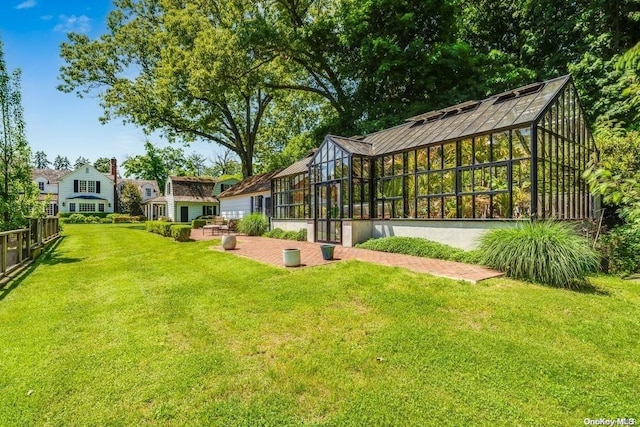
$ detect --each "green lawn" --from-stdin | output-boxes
[0,224,639,426]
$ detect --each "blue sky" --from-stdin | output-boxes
[0,0,217,171]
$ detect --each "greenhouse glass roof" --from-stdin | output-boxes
[335,75,571,156]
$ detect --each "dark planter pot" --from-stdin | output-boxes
[320,244,335,260]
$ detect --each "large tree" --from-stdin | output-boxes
[59,0,286,178]
[32,150,50,169]
[94,156,112,173]
[53,155,71,171]
[122,141,187,194]
[74,156,90,169]
[0,39,38,230]
[119,181,144,216]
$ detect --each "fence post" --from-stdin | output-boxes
[17,232,23,264]
[1,234,6,274]
[38,219,43,246]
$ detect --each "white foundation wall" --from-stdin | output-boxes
[271,219,308,232]
[371,220,518,250]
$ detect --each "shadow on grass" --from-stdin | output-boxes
[37,237,83,265]
[0,237,73,302]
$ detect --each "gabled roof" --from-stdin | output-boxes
[218,170,280,198]
[32,168,67,183]
[273,150,317,178]
[352,75,571,156]
[169,176,219,202]
[118,178,160,194]
[327,135,373,156]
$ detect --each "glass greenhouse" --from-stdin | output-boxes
[271,75,597,247]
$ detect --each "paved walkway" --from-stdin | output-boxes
[190,230,503,283]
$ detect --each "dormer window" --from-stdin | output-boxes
[38,182,44,191]
[146,188,152,197]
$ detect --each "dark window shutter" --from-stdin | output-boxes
[250,196,254,213]
[258,195,263,209]
[74,180,78,192]
[202,206,206,216]
[213,205,217,215]
[96,181,101,193]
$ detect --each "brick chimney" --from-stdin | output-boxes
[111,158,118,213]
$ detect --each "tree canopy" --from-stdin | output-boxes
[59,0,640,179]
[0,39,38,230]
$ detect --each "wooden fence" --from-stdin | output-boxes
[0,217,59,283]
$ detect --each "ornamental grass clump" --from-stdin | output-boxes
[479,221,599,289]
[237,213,269,236]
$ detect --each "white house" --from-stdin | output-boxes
[165,176,240,222]
[32,169,67,216]
[218,170,278,219]
[57,164,116,214]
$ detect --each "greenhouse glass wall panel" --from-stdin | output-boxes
[272,75,596,245]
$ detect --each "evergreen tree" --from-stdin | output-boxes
[74,156,90,169]
[0,39,38,230]
[119,181,143,216]
[33,150,50,169]
[53,155,71,170]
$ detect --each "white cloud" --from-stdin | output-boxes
[40,14,53,20]
[54,14,92,34]
[15,0,36,9]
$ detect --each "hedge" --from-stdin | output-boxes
[170,225,192,242]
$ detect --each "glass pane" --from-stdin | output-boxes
[417,198,428,218]
[362,158,370,178]
[443,143,456,168]
[417,174,428,196]
[416,148,428,172]
[512,128,531,159]
[429,197,442,218]
[460,139,473,166]
[392,176,403,197]
[460,195,473,218]
[444,196,457,218]
[353,157,362,178]
[492,165,508,191]
[429,145,442,170]
[428,172,441,194]
[474,167,490,191]
[384,156,393,176]
[492,132,510,161]
[442,170,455,193]
[475,194,490,219]
[461,169,472,193]
[394,199,404,218]
[492,193,510,218]
[407,151,416,174]
[394,154,405,175]
[474,135,490,164]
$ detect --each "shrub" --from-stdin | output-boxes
[478,221,599,288]
[146,221,173,237]
[65,213,87,224]
[283,231,298,240]
[264,228,286,239]
[296,228,307,241]
[159,216,172,222]
[356,236,468,261]
[84,216,101,224]
[237,213,269,236]
[100,218,113,223]
[192,219,207,229]
[170,225,192,242]
[599,224,640,275]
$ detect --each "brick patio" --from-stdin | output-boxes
[190,230,503,283]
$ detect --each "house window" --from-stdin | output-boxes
[38,181,45,191]
[87,181,96,193]
[79,203,95,212]
[98,203,105,212]
[146,188,152,198]
[79,180,87,192]
[45,203,55,216]
[166,183,171,195]
[203,205,214,216]
[69,203,76,212]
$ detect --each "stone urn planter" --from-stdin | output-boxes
[283,248,301,267]
[221,234,237,250]
[320,244,335,260]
